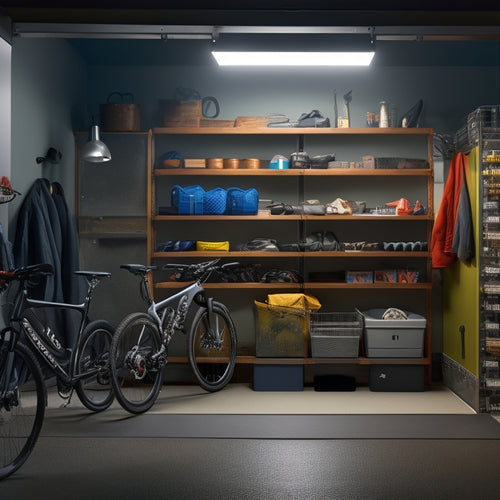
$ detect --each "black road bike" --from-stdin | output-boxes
[0,263,114,480]
[110,259,238,414]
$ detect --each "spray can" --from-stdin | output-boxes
[379,101,389,128]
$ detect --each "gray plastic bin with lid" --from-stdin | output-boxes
[361,308,426,358]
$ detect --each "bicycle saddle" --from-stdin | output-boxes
[121,264,157,275]
[74,270,111,279]
[14,263,54,280]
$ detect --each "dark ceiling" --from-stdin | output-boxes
[3,2,500,27]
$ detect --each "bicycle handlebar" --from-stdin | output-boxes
[162,259,241,279]
[0,263,54,283]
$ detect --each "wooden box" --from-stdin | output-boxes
[160,99,201,127]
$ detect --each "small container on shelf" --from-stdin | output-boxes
[346,271,374,283]
[206,158,224,169]
[243,158,261,169]
[184,158,206,168]
[223,158,240,169]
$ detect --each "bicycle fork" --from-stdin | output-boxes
[201,298,223,350]
[0,334,17,411]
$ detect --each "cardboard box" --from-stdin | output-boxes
[184,158,206,168]
[346,271,373,283]
[374,270,398,283]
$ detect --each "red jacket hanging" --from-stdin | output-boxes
[431,152,474,268]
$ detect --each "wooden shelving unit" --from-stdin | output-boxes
[147,126,434,375]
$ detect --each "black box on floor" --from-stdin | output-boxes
[369,365,424,392]
[253,364,304,391]
[314,374,356,391]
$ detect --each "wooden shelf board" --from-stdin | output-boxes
[154,282,303,289]
[153,214,432,221]
[153,281,431,290]
[153,214,302,221]
[152,250,430,258]
[152,126,434,136]
[167,355,431,366]
[155,168,432,177]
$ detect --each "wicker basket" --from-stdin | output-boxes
[100,103,140,131]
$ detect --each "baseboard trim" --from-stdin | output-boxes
[442,354,478,411]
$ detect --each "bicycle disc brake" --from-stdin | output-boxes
[125,346,148,380]
[2,387,19,411]
[200,329,223,350]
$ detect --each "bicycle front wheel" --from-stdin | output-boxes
[110,313,164,414]
[188,301,237,392]
[0,341,46,481]
[75,320,115,412]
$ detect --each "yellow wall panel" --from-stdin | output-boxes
[442,148,480,375]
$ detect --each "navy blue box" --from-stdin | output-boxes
[253,364,304,391]
[369,365,425,392]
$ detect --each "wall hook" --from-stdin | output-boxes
[36,147,62,165]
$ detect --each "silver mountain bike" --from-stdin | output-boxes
[110,259,238,414]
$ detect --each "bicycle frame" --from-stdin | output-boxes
[138,271,218,348]
[11,276,103,386]
[151,280,206,342]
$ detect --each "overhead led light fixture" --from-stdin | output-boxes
[212,51,374,66]
[211,33,375,67]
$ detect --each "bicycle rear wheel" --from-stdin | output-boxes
[0,341,45,480]
[110,312,164,414]
[188,301,237,392]
[75,320,115,412]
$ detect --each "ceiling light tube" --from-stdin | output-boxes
[212,50,375,66]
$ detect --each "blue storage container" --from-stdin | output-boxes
[203,187,227,215]
[171,185,204,215]
[253,364,304,391]
[226,187,259,215]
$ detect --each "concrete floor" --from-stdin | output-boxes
[4,435,500,499]
[2,384,500,499]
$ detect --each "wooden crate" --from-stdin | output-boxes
[160,99,201,127]
[235,116,269,128]
[200,118,235,127]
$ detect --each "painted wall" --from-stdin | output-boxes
[442,149,480,376]
[9,37,88,237]
[0,36,10,235]
[6,37,500,358]
[87,60,500,137]
[9,38,500,233]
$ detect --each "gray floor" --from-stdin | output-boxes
[3,411,500,499]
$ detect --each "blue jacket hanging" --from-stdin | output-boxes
[13,178,85,349]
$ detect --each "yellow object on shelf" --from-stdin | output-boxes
[266,293,321,311]
[196,241,229,251]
